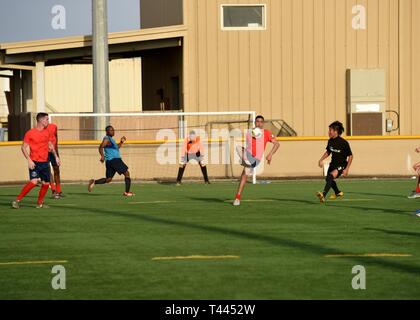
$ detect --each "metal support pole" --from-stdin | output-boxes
[35,60,45,113]
[92,0,110,140]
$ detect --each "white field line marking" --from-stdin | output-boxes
[223,199,275,203]
[152,255,240,261]
[324,253,412,258]
[0,260,68,266]
[332,199,375,202]
[129,201,176,204]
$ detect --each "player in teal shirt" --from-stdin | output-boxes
[88,126,134,196]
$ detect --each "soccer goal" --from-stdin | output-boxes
[49,111,258,184]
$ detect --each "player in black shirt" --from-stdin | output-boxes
[317,121,353,203]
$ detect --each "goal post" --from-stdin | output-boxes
[49,111,258,184]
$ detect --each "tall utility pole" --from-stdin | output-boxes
[92,0,110,140]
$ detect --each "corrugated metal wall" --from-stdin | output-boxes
[45,58,142,113]
[184,0,420,135]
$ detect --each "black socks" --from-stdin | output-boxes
[331,180,340,195]
[323,174,334,196]
[177,166,186,183]
[177,165,209,183]
[125,177,131,193]
[323,174,341,196]
[200,166,209,183]
[95,178,107,185]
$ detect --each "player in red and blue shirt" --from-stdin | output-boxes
[233,115,280,206]
[12,113,60,209]
[408,146,420,199]
[46,123,63,198]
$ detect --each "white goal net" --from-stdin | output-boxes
[49,111,258,184]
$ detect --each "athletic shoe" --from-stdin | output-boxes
[329,192,344,200]
[407,191,420,199]
[52,192,61,199]
[57,192,65,198]
[88,179,95,192]
[123,192,135,197]
[316,192,326,203]
[11,201,20,209]
[416,210,420,218]
[36,203,49,209]
[176,182,182,186]
[205,181,211,185]
[233,199,241,206]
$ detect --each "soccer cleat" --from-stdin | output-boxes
[176,182,182,186]
[416,210,420,218]
[316,192,326,203]
[329,192,344,200]
[407,191,420,199]
[88,179,95,192]
[123,192,135,197]
[57,192,65,198]
[52,192,61,199]
[11,201,20,209]
[233,199,241,206]
[36,203,49,209]
[205,181,211,185]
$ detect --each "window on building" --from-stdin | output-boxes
[221,4,266,30]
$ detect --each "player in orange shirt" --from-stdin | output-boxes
[46,123,62,199]
[12,113,60,209]
[176,130,210,185]
[408,146,420,199]
[233,115,280,206]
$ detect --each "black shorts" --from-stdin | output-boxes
[106,158,128,179]
[48,152,58,167]
[29,161,50,182]
[328,163,347,178]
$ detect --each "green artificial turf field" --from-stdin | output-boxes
[0,179,419,300]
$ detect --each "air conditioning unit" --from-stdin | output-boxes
[347,69,386,136]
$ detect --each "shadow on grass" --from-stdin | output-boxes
[265,198,319,206]
[365,228,420,238]
[346,191,408,199]
[156,180,176,185]
[326,203,411,216]
[51,203,420,276]
[186,197,228,203]
[68,192,106,197]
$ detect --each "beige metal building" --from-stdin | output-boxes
[1,0,419,135]
[0,0,419,182]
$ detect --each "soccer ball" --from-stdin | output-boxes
[252,127,263,139]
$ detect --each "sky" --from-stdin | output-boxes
[0,0,141,43]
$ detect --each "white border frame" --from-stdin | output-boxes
[220,3,267,31]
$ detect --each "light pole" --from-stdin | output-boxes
[92,0,110,140]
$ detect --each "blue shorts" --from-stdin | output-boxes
[48,152,58,167]
[246,150,261,168]
[106,158,128,179]
[29,161,50,182]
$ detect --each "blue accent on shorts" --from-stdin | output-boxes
[29,161,50,182]
[246,150,260,168]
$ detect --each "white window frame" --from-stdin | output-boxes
[220,4,267,31]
